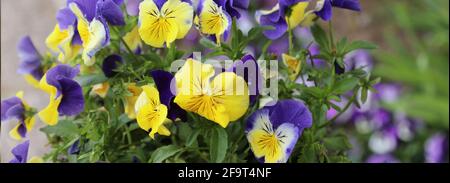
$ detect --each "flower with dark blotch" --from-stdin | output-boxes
[38,64,84,125]
[17,36,44,88]
[1,91,36,141]
[314,0,361,21]
[138,0,194,48]
[69,0,125,65]
[246,99,312,163]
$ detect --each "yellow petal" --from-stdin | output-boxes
[9,123,23,141]
[174,59,249,127]
[82,18,106,65]
[282,54,302,81]
[24,75,41,88]
[161,0,194,39]
[123,26,142,51]
[70,3,90,47]
[38,95,62,126]
[247,129,282,163]
[92,82,110,98]
[198,0,229,45]
[46,24,71,52]
[28,157,44,163]
[287,2,309,30]
[210,72,249,122]
[124,83,143,119]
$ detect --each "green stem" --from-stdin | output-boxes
[287,20,294,54]
[328,21,335,51]
[111,26,141,62]
[319,92,357,128]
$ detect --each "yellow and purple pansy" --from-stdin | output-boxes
[1,91,36,141]
[9,140,44,163]
[46,1,83,63]
[69,0,125,65]
[196,0,231,45]
[17,36,44,88]
[174,59,249,128]
[38,64,84,126]
[134,70,186,138]
[138,0,194,48]
[258,0,313,40]
[314,0,361,21]
[246,99,312,163]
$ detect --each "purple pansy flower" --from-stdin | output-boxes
[246,99,312,163]
[17,36,44,87]
[9,141,30,163]
[38,64,84,126]
[150,70,187,121]
[315,0,361,21]
[425,134,448,163]
[102,54,124,78]
[1,91,36,140]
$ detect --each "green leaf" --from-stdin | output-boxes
[75,74,108,87]
[200,37,217,49]
[209,125,228,163]
[40,119,79,138]
[323,136,352,151]
[311,24,329,51]
[186,129,201,147]
[333,77,359,94]
[343,40,377,54]
[150,145,183,163]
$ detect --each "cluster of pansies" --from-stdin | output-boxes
[6,0,424,164]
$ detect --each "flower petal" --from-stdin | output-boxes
[97,0,125,25]
[58,78,85,116]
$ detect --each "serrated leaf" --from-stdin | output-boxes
[311,24,330,51]
[343,40,377,54]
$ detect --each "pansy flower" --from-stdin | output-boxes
[246,99,312,163]
[138,0,194,48]
[126,0,142,16]
[314,0,361,21]
[174,59,249,128]
[196,0,232,45]
[9,140,44,163]
[17,36,44,88]
[258,0,313,40]
[134,70,186,138]
[69,0,125,65]
[46,2,83,63]
[38,64,84,125]
[1,91,36,141]
[92,82,110,98]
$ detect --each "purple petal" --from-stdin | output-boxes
[70,0,100,22]
[260,11,287,40]
[126,0,141,16]
[331,0,361,11]
[17,123,27,138]
[46,65,80,97]
[1,97,23,121]
[265,99,313,129]
[229,54,262,104]
[150,70,176,107]
[102,54,123,77]
[68,139,81,155]
[366,154,399,163]
[97,0,125,26]
[57,78,85,116]
[315,0,333,21]
[9,140,29,163]
[425,134,448,163]
[5,103,25,122]
[17,36,43,79]
[154,0,166,9]
[167,102,187,122]
[57,8,77,29]
[267,35,289,56]
[72,28,83,45]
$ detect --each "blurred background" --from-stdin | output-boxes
[1,0,448,163]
